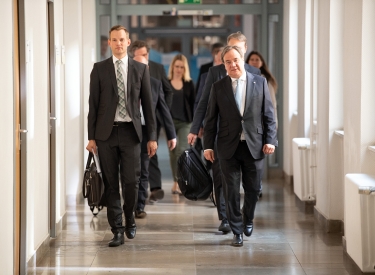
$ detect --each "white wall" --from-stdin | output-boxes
[0,0,15,273]
[82,0,97,167]
[63,0,96,201]
[315,0,345,222]
[24,0,50,261]
[283,0,299,178]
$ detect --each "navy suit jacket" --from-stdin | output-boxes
[88,56,156,143]
[203,72,277,160]
[190,63,261,134]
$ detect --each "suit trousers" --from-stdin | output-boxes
[220,141,263,235]
[138,126,150,210]
[96,122,141,234]
[211,142,227,221]
[148,119,162,191]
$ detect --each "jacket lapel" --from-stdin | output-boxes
[221,76,238,112]
[127,58,134,102]
[108,57,118,96]
[244,72,255,116]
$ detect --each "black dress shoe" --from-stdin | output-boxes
[218,220,231,233]
[125,217,137,239]
[135,209,147,219]
[149,189,164,203]
[108,233,124,247]
[244,222,253,237]
[231,234,243,247]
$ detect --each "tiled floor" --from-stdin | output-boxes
[28,137,366,275]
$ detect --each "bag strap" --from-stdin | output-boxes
[83,153,94,198]
[85,152,93,170]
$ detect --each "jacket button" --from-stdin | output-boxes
[241,120,244,123]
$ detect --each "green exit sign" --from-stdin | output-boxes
[178,0,201,4]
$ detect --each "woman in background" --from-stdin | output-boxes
[168,54,196,194]
[246,51,278,129]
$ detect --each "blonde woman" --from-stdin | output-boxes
[168,54,196,194]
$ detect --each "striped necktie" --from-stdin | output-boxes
[116,60,127,118]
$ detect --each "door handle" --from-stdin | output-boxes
[50,117,57,120]
[19,129,28,133]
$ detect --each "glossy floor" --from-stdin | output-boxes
[28,143,366,275]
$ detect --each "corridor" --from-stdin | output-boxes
[28,136,363,275]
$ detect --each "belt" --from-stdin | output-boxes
[113,121,131,126]
[240,139,246,142]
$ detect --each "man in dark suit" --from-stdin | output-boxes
[128,41,173,203]
[187,32,261,234]
[203,45,277,247]
[86,25,157,247]
[196,42,224,94]
[133,55,176,218]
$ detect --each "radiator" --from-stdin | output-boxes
[345,174,375,273]
[292,138,315,201]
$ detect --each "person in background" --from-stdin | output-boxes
[86,25,157,247]
[100,35,109,61]
[196,42,225,95]
[246,51,278,129]
[128,40,174,203]
[168,54,196,194]
[132,55,177,218]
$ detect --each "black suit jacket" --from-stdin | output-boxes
[88,56,156,143]
[149,77,176,140]
[196,61,213,92]
[190,63,261,134]
[148,60,173,109]
[203,72,277,160]
[194,72,208,112]
[170,80,196,123]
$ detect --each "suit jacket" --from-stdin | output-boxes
[194,72,208,112]
[170,80,196,123]
[149,77,176,140]
[196,61,213,92]
[203,72,277,160]
[148,60,173,109]
[88,56,156,143]
[190,63,261,134]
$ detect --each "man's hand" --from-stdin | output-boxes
[167,138,177,151]
[263,144,275,155]
[204,150,215,163]
[187,133,197,146]
[147,140,158,158]
[86,140,97,154]
[197,127,204,138]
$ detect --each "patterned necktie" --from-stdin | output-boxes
[116,60,127,118]
[234,79,242,111]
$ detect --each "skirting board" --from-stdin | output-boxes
[56,212,67,237]
[283,171,293,185]
[314,207,344,234]
[27,234,49,270]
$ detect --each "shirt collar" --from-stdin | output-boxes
[230,71,246,83]
[112,55,128,66]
